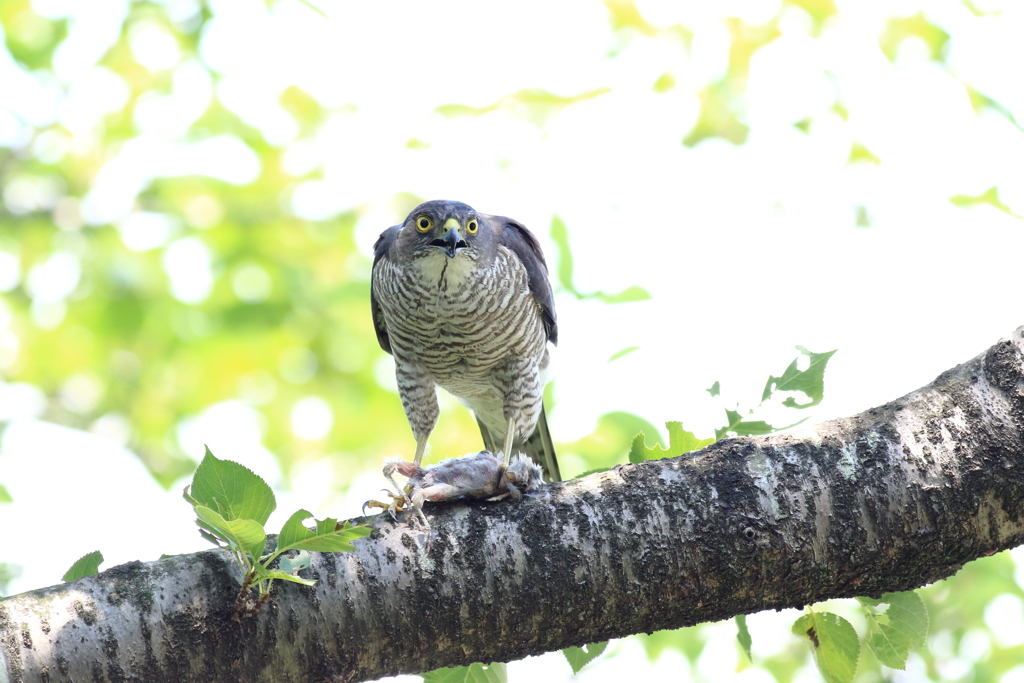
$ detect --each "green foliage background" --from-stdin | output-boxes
[2,0,1024,681]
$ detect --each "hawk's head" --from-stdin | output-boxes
[396,200,496,260]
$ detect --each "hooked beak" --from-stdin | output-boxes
[430,219,468,258]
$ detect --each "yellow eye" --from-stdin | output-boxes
[466,218,478,235]
[416,216,433,233]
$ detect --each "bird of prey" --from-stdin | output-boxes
[371,199,560,483]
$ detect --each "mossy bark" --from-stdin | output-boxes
[3,328,1024,683]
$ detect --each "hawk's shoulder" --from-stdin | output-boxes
[372,224,401,265]
[370,224,402,354]
[485,214,558,345]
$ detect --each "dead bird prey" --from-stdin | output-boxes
[364,451,544,527]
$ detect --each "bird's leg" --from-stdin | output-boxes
[382,458,408,497]
[396,359,438,468]
[391,433,429,511]
[412,433,429,467]
[500,416,517,468]
[396,359,436,511]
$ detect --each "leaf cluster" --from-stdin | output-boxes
[182,446,369,615]
[714,346,837,440]
[627,345,836,465]
[791,592,929,682]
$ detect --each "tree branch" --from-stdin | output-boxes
[3,327,1024,683]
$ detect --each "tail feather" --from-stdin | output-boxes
[476,418,500,459]
[475,406,561,483]
[530,407,560,482]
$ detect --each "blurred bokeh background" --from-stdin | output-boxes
[2,0,1024,681]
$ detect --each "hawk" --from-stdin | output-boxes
[371,200,560,483]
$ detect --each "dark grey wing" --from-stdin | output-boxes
[370,225,401,355]
[475,417,500,455]
[486,214,558,345]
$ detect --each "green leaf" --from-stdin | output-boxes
[276,510,371,554]
[258,568,316,587]
[278,549,311,576]
[716,409,777,439]
[736,614,753,663]
[716,412,807,440]
[858,591,929,669]
[197,527,223,548]
[590,285,652,304]
[628,433,649,464]
[707,381,720,397]
[683,82,750,147]
[726,419,777,436]
[608,346,640,362]
[792,611,860,683]
[849,141,881,165]
[421,662,507,683]
[653,72,675,93]
[549,216,650,304]
[549,215,577,295]
[435,87,609,127]
[62,551,104,582]
[563,640,608,674]
[250,559,316,586]
[761,346,837,409]
[435,104,479,117]
[950,186,1022,218]
[0,483,12,504]
[629,422,715,463]
[185,446,276,524]
[667,421,716,455]
[964,83,1024,131]
[854,204,873,228]
[571,410,662,465]
[194,505,267,558]
[605,0,658,35]
[879,12,949,61]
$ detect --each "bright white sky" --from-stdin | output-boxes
[1,0,1024,679]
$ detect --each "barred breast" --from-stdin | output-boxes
[372,245,548,402]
